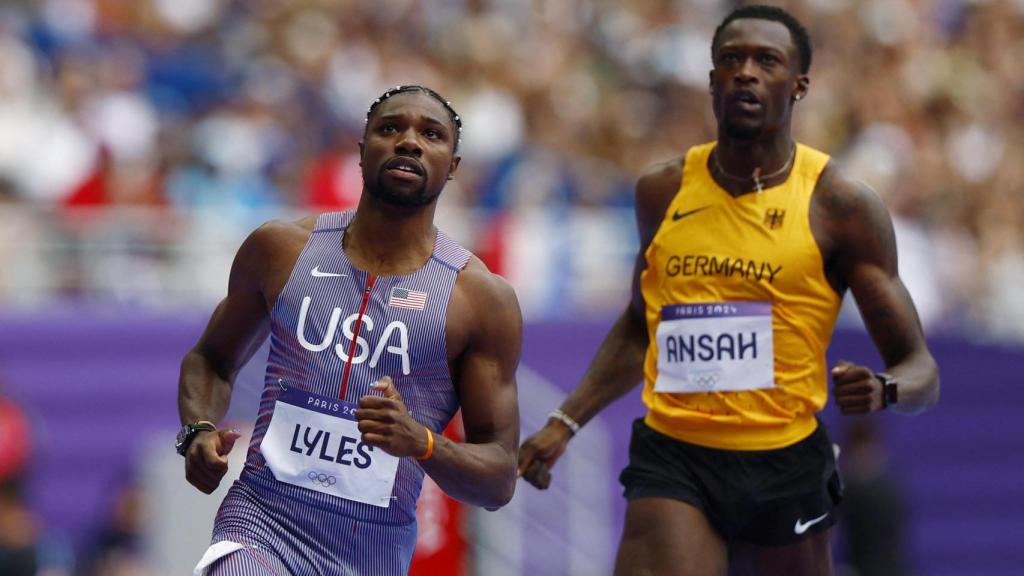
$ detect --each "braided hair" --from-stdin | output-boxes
[364,85,463,152]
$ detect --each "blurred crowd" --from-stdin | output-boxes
[0,0,1022,340]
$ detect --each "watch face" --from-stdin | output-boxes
[175,425,192,454]
[875,373,897,407]
[884,381,898,404]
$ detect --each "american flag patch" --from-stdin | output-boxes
[388,287,427,310]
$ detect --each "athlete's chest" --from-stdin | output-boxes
[648,198,820,293]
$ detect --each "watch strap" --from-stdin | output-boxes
[176,420,217,456]
[875,372,898,408]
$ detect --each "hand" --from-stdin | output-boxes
[185,428,242,494]
[517,419,574,490]
[357,377,430,458]
[832,359,884,415]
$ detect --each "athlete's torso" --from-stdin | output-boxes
[236,210,469,526]
[640,142,841,450]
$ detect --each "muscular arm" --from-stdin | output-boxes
[177,221,303,493]
[178,224,276,426]
[518,159,682,488]
[417,263,523,508]
[818,167,940,414]
[559,160,682,424]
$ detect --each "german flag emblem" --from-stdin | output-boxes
[764,208,785,230]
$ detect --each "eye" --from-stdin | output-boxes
[380,124,398,134]
[758,54,780,65]
[721,52,741,64]
[424,128,442,140]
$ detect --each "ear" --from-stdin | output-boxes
[447,155,461,180]
[358,141,364,166]
[709,70,715,95]
[792,75,809,103]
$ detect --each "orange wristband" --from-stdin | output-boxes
[416,428,434,461]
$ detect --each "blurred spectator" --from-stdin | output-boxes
[0,391,36,576]
[0,0,1020,331]
[837,419,911,576]
[82,484,152,576]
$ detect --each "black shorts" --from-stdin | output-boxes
[620,418,843,547]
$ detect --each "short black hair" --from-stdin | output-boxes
[363,85,463,152]
[712,4,812,74]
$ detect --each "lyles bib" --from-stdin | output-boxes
[261,386,400,507]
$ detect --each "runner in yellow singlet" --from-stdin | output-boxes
[518,5,939,575]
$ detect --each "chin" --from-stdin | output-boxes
[723,121,764,141]
[370,185,440,208]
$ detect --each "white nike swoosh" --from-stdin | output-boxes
[310,266,347,278]
[793,512,829,535]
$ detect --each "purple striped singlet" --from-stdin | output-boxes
[204,210,470,575]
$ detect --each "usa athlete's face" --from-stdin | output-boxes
[360,93,460,207]
[710,18,808,140]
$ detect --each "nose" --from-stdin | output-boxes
[735,58,758,84]
[395,128,423,156]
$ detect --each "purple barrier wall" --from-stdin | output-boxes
[1,310,1021,574]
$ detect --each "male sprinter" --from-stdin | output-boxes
[177,86,522,575]
[518,6,939,575]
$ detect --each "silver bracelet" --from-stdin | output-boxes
[549,409,581,435]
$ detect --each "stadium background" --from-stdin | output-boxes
[0,0,1021,574]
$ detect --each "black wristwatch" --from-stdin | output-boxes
[874,372,898,409]
[175,420,217,456]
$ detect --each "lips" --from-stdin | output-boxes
[383,156,425,179]
[729,89,762,106]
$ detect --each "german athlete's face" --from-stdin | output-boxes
[361,92,460,207]
[710,19,807,140]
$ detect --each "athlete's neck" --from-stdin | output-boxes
[343,201,437,276]
[712,135,796,196]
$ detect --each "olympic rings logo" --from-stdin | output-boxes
[308,471,337,487]
[691,372,721,390]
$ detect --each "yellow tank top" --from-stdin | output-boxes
[640,142,840,450]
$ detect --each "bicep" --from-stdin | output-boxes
[455,280,522,449]
[192,230,273,380]
[840,184,928,366]
[194,293,270,381]
[629,163,679,318]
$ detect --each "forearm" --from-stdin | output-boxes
[419,437,515,508]
[177,349,234,425]
[557,306,648,427]
[886,349,940,414]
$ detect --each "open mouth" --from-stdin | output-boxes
[383,156,425,180]
[729,90,762,110]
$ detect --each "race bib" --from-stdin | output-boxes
[261,387,400,507]
[654,301,775,393]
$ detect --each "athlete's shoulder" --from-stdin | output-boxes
[811,160,894,257]
[635,141,711,211]
[636,156,685,201]
[254,215,317,239]
[447,256,522,353]
[457,256,520,312]
[233,216,315,279]
[634,156,686,243]
[813,161,889,222]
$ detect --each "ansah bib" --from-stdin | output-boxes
[654,301,775,393]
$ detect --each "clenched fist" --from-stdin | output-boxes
[831,359,885,415]
[185,428,242,494]
[517,420,574,490]
[357,377,431,459]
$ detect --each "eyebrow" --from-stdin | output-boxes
[718,42,787,55]
[375,113,449,131]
